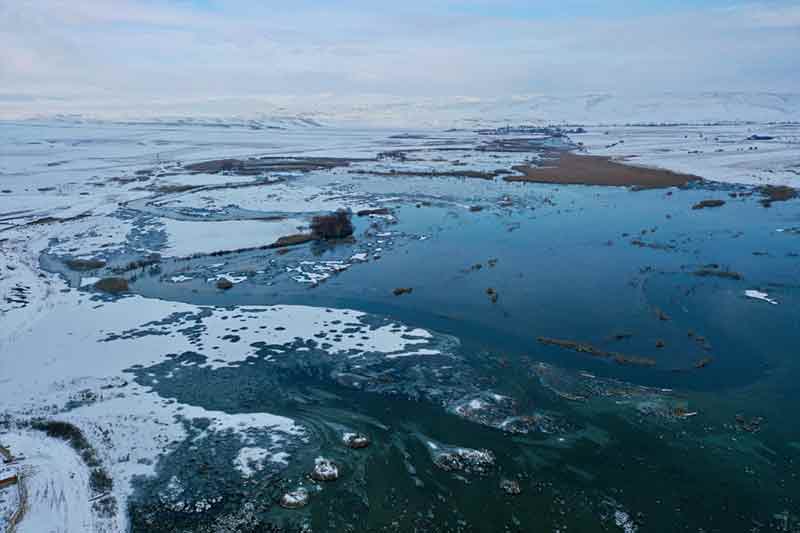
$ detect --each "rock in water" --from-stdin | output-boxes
[432,447,495,475]
[311,457,339,481]
[279,488,309,509]
[216,278,234,290]
[342,432,371,449]
[486,287,498,303]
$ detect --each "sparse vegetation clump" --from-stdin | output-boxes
[692,199,725,210]
[111,254,161,274]
[270,233,315,248]
[30,420,113,494]
[311,209,354,240]
[693,267,743,280]
[536,336,657,367]
[65,258,106,271]
[95,277,129,294]
[759,184,797,207]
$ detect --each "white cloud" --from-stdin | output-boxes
[0,1,798,120]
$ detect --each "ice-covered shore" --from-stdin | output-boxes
[0,162,443,531]
[0,263,442,530]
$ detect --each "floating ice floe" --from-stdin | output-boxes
[233,447,289,478]
[207,273,247,284]
[286,260,350,284]
[448,391,555,434]
[615,509,638,533]
[385,348,441,359]
[156,475,222,514]
[744,289,778,305]
[776,227,800,235]
[427,442,496,475]
[279,487,310,509]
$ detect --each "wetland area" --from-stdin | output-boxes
[1,120,799,532]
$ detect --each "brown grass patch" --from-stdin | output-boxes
[270,233,315,248]
[759,185,797,207]
[506,152,698,189]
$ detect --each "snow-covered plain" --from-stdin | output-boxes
[3,432,96,533]
[149,178,374,216]
[160,218,306,257]
[575,123,800,187]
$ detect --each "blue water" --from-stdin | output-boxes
[100,181,800,531]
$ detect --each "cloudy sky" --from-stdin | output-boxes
[1,0,799,120]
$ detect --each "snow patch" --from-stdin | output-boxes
[744,289,778,305]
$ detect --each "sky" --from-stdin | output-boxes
[1,0,799,121]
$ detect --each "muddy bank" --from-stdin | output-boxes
[349,169,501,180]
[506,152,699,189]
[182,156,360,175]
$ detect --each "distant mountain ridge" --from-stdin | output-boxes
[4,92,799,129]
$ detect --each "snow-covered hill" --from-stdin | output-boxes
[5,92,800,130]
[311,92,800,128]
